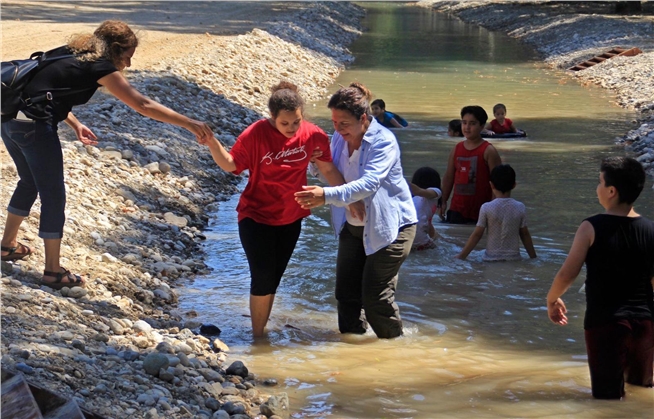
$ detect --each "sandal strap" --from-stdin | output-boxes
[43,268,72,284]
[1,245,17,254]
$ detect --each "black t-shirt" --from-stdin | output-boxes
[584,214,654,329]
[22,46,117,123]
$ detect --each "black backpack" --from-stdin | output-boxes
[1,48,79,122]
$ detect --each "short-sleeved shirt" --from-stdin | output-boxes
[477,197,526,261]
[413,187,441,248]
[230,119,332,226]
[22,46,118,123]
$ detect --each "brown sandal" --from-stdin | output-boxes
[40,268,86,290]
[1,242,33,261]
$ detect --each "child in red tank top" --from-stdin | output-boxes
[441,106,502,223]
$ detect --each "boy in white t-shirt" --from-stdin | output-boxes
[409,167,442,250]
[456,164,537,261]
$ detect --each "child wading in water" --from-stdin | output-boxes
[547,157,654,399]
[441,105,502,224]
[409,167,442,251]
[456,164,536,260]
[371,99,408,129]
[485,103,517,135]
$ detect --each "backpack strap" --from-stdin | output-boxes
[20,49,89,109]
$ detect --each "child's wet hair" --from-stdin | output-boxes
[600,156,645,204]
[490,164,516,193]
[412,166,441,189]
[268,81,304,118]
[371,99,386,109]
[460,105,488,126]
[448,119,462,136]
[493,103,507,114]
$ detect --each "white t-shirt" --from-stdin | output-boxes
[477,197,527,261]
[341,146,365,226]
[412,187,441,248]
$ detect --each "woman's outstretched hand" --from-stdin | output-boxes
[295,185,325,209]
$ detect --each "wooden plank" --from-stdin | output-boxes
[1,374,44,419]
[43,399,85,419]
[568,46,642,71]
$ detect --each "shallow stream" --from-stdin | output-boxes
[180,4,653,417]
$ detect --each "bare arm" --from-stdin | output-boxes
[64,112,98,145]
[98,71,213,144]
[440,146,457,217]
[389,117,404,128]
[546,221,594,325]
[456,226,485,260]
[484,144,502,172]
[204,137,237,172]
[519,226,537,258]
[410,183,440,199]
[314,160,345,187]
[508,121,518,133]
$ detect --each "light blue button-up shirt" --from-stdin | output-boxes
[323,117,417,255]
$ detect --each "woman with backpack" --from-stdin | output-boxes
[1,20,213,289]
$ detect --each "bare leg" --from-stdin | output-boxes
[1,213,26,254]
[250,294,276,337]
[43,238,62,272]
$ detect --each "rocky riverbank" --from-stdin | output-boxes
[418,0,654,178]
[0,2,364,418]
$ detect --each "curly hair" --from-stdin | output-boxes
[268,81,304,118]
[327,82,372,120]
[67,20,138,67]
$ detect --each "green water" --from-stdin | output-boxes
[182,4,653,418]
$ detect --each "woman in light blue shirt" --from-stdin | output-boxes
[296,82,417,338]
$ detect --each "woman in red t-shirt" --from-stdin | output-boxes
[203,81,345,337]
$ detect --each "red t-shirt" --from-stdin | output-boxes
[450,140,492,221]
[490,118,513,134]
[230,119,332,225]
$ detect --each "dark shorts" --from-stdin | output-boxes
[445,209,476,225]
[238,217,302,296]
[584,318,654,399]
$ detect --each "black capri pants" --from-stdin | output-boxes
[238,217,302,296]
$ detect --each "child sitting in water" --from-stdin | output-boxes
[456,164,536,261]
[371,99,408,128]
[485,103,517,135]
[448,119,463,137]
[546,156,654,399]
[409,167,442,251]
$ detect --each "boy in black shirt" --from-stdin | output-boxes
[547,156,654,399]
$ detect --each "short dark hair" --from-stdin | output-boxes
[460,105,488,126]
[371,99,386,109]
[493,103,507,114]
[490,164,516,193]
[448,119,462,136]
[600,156,645,204]
[412,166,441,190]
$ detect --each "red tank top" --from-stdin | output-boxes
[450,140,492,221]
